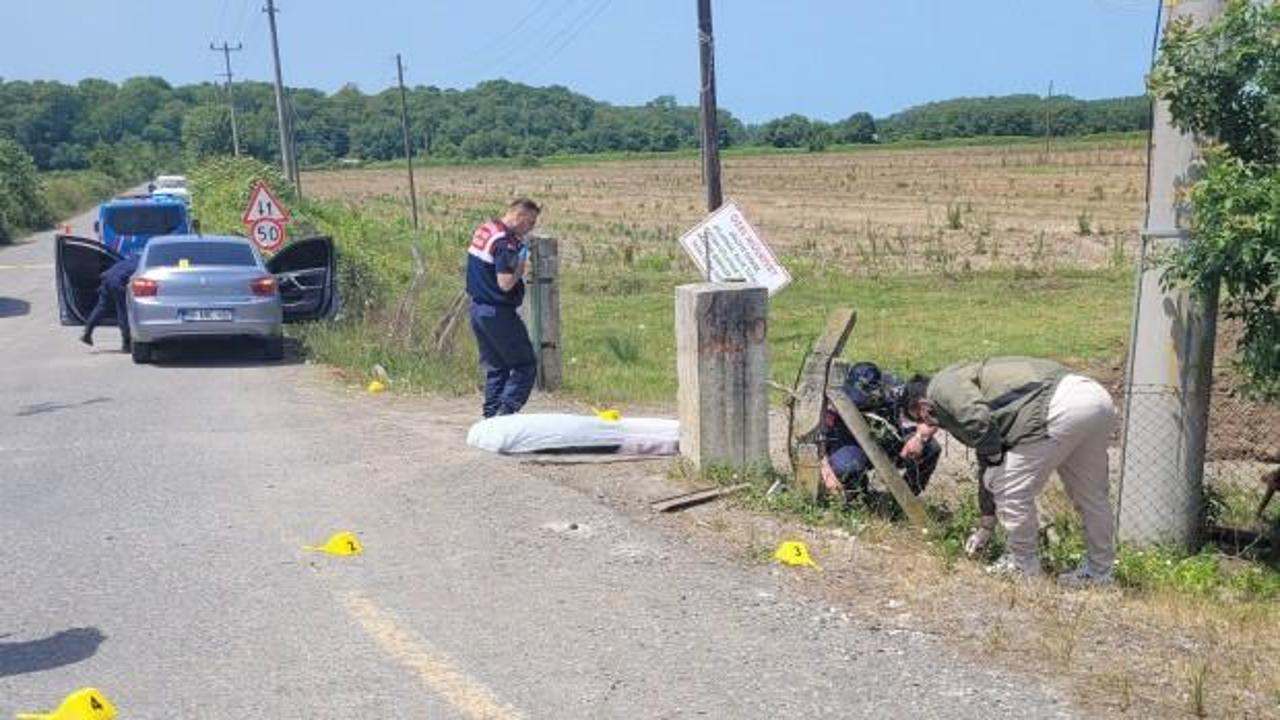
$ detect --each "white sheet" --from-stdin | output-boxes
[466,413,680,455]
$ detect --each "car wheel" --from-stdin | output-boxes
[263,337,284,361]
[131,341,152,364]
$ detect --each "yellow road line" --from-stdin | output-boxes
[342,592,525,720]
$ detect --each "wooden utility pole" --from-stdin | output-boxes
[210,42,243,157]
[1042,80,1054,158]
[697,0,723,213]
[529,237,561,391]
[396,53,420,230]
[264,0,296,183]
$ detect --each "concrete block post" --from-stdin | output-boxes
[675,283,770,470]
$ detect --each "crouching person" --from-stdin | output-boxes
[902,357,1117,586]
[818,362,941,502]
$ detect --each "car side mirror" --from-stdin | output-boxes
[93,220,100,236]
[192,219,202,235]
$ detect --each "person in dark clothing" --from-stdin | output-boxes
[465,198,541,418]
[818,362,942,501]
[81,254,139,350]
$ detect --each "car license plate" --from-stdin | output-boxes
[180,308,233,322]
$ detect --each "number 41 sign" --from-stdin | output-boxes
[242,181,291,252]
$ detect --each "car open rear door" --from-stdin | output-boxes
[266,235,337,323]
[56,234,121,326]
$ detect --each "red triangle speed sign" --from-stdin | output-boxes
[242,181,291,225]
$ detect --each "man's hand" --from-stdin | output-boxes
[900,434,925,460]
[819,457,843,497]
[964,516,997,558]
[900,425,934,460]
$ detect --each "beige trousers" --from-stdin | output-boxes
[985,374,1117,573]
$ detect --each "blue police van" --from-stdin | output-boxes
[53,194,195,326]
[93,194,194,258]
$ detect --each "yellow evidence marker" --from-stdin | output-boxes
[592,407,622,422]
[17,687,117,720]
[304,531,364,556]
[773,540,820,569]
[366,380,386,394]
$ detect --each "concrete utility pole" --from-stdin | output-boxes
[264,0,296,184]
[697,0,723,214]
[1117,0,1225,549]
[396,54,420,230]
[210,42,243,157]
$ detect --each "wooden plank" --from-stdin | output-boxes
[825,388,931,527]
[650,483,751,513]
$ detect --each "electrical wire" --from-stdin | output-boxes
[520,0,616,81]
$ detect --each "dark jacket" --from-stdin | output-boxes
[101,255,139,291]
[927,356,1069,464]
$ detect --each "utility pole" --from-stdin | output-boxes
[287,96,304,198]
[1116,0,1225,549]
[264,0,295,184]
[210,42,243,156]
[697,0,723,214]
[1042,79,1054,159]
[396,53,420,230]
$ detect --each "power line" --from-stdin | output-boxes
[441,0,581,79]
[510,0,616,82]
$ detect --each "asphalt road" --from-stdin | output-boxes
[0,210,1076,718]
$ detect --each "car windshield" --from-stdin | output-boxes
[103,206,186,235]
[146,243,256,268]
[156,178,185,189]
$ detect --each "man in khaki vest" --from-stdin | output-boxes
[902,357,1117,587]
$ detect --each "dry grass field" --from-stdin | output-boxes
[305,136,1147,273]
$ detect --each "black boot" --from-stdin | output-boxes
[80,331,93,347]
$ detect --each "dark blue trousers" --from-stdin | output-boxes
[84,283,130,346]
[828,428,941,495]
[469,302,537,418]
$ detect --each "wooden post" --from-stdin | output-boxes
[787,309,856,499]
[531,236,562,391]
[676,283,769,469]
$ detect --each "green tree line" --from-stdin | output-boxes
[1,75,1149,173]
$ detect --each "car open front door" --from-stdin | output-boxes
[56,234,121,326]
[266,235,337,323]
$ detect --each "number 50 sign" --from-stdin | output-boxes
[242,181,290,252]
[251,219,286,252]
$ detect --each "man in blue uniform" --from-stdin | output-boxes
[80,253,139,351]
[466,198,542,418]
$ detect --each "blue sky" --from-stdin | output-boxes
[6,1,1160,122]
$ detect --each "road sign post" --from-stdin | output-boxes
[242,181,291,253]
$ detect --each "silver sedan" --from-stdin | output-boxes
[128,235,283,362]
[56,233,336,364]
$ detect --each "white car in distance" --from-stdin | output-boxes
[150,175,190,204]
